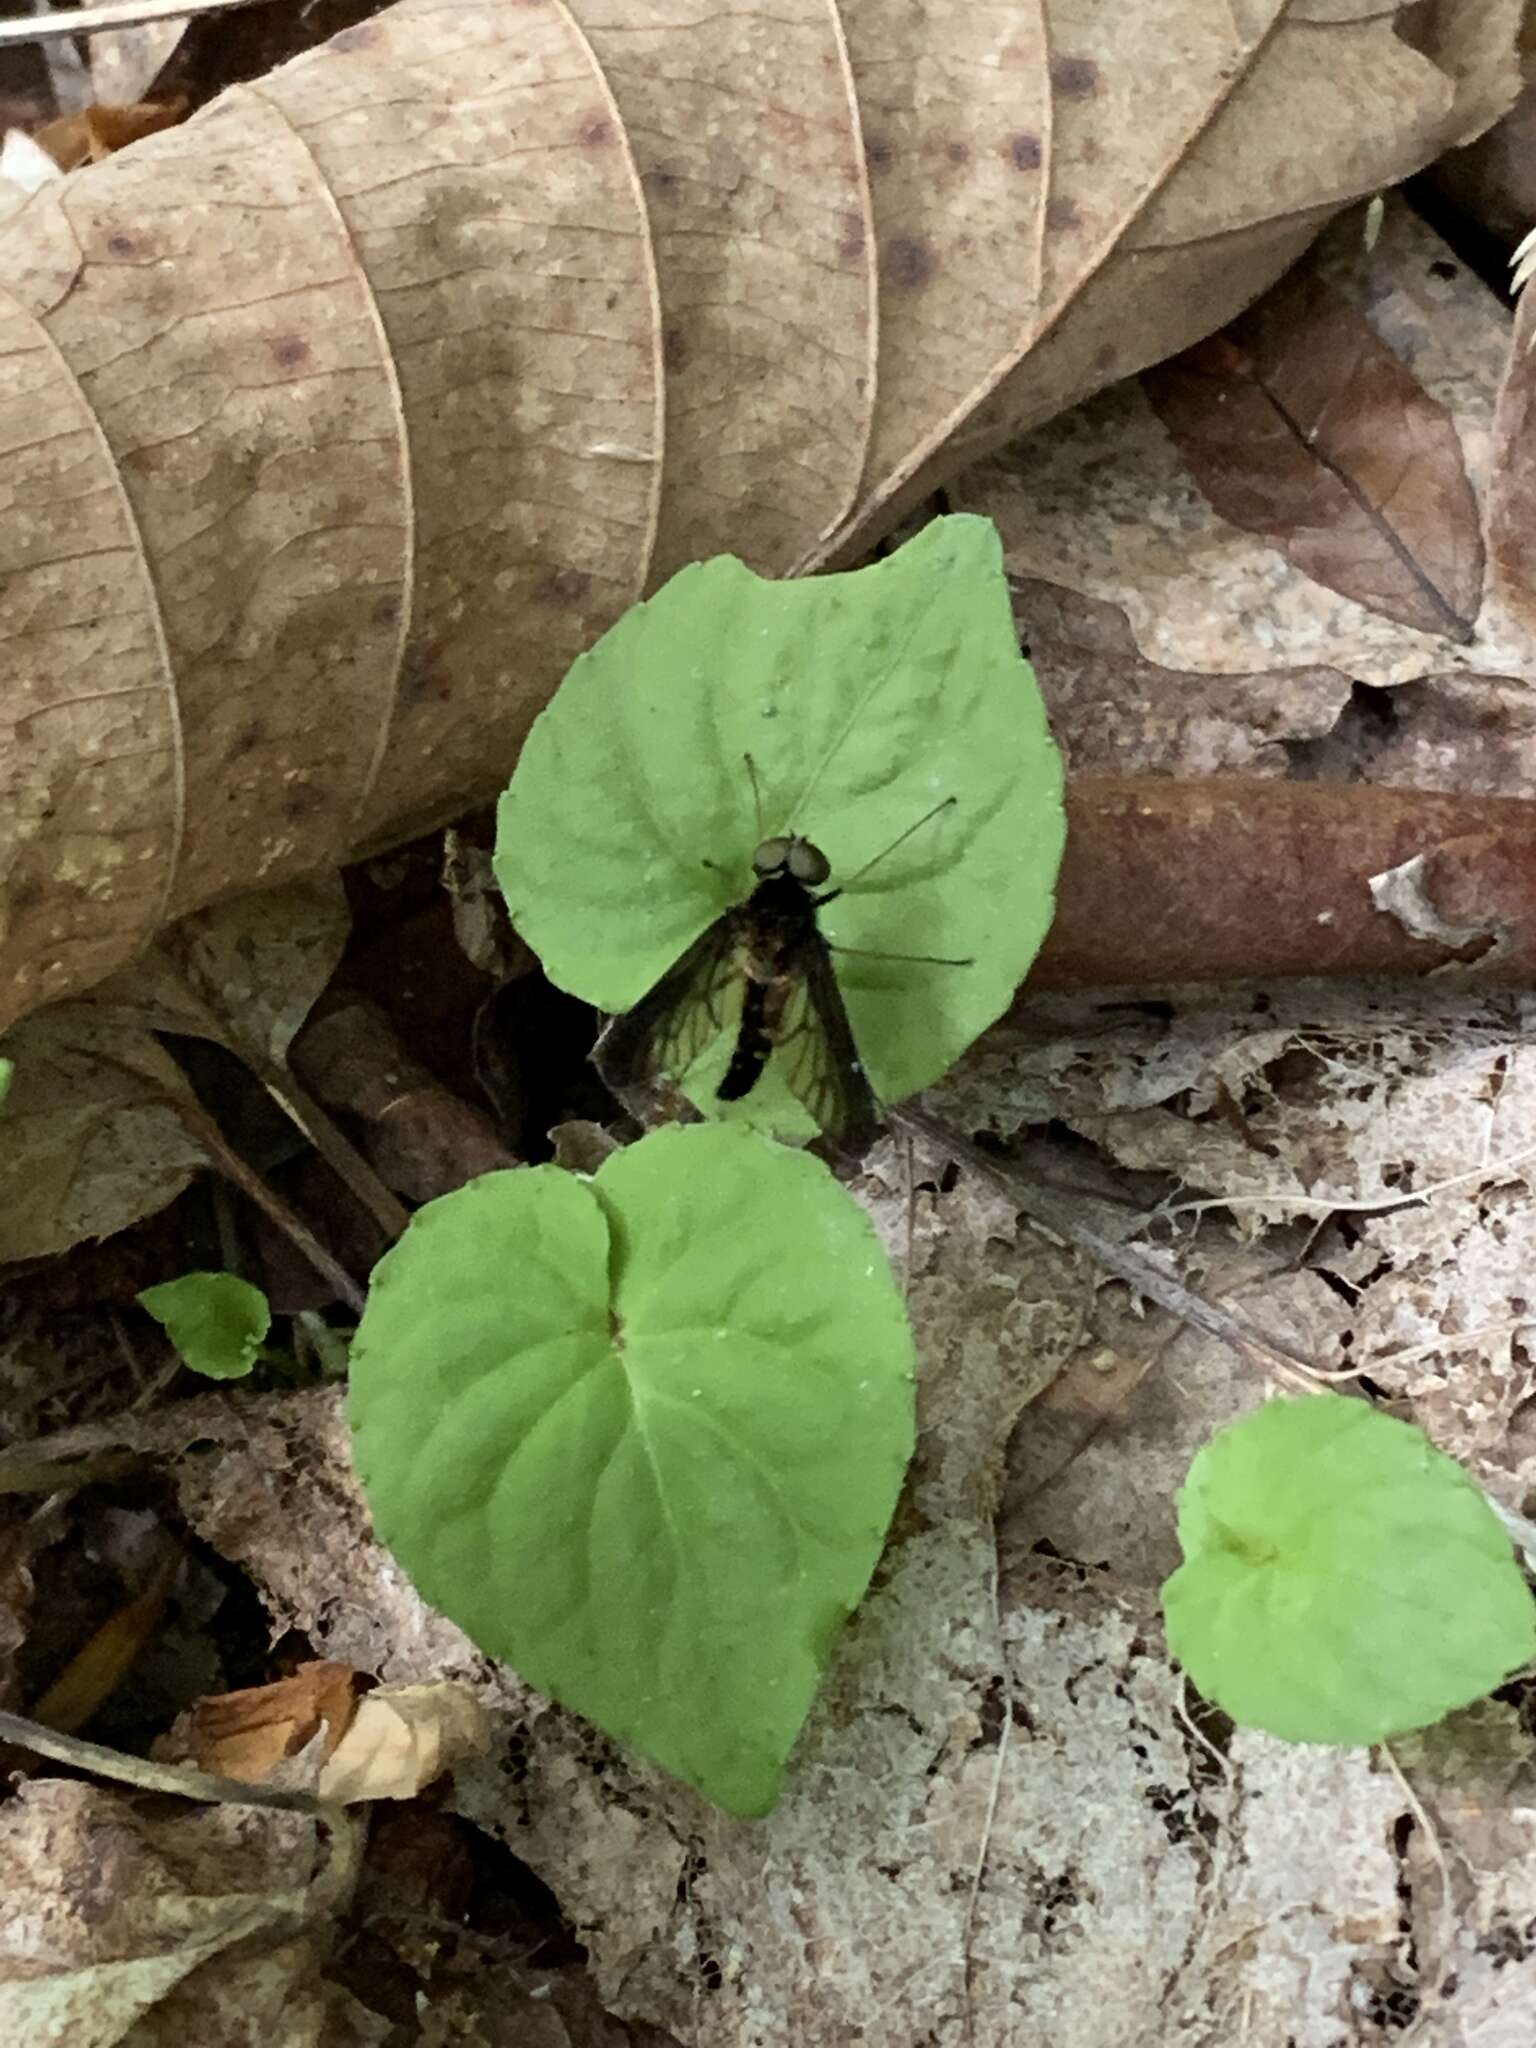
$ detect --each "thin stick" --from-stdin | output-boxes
[1155,1142,1536,1224]
[0,1453,143,1495]
[0,1707,321,1813]
[891,1105,1328,1387]
[960,1546,1009,2048]
[256,1062,411,1241]
[174,1097,368,1315]
[0,0,264,46]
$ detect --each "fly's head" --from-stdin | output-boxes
[750,834,832,889]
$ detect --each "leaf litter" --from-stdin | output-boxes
[5,18,1536,2048]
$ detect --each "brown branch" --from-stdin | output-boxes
[1034,778,1536,989]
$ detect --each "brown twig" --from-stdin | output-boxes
[1037,778,1536,989]
[0,1706,322,1812]
[165,1094,368,1315]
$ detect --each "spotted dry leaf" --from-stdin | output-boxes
[0,0,1519,1034]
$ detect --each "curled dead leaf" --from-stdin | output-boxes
[154,1661,362,1785]
[318,1681,492,1804]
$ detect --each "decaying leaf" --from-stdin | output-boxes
[0,1,1519,1034]
[0,1002,205,1263]
[86,871,351,1068]
[154,1661,362,1784]
[154,1662,489,1804]
[0,1778,377,2048]
[1143,271,1484,640]
[0,873,350,1259]
[318,1680,491,1804]
[962,198,1532,696]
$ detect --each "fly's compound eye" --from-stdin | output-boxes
[752,835,792,876]
[785,837,831,886]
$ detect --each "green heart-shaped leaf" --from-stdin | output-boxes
[1163,1393,1536,1744]
[349,1124,916,1813]
[493,515,1062,1133]
[137,1271,270,1381]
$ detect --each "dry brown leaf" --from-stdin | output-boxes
[1143,273,1485,639]
[317,1679,491,1803]
[0,1001,205,1262]
[961,198,1531,698]
[31,98,189,172]
[0,874,349,1260]
[0,1777,379,2048]
[0,1,1518,1034]
[154,1660,362,1784]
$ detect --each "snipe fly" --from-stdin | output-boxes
[594,759,966,1152]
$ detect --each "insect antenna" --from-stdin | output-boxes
[818,794,957,902]
[829,943,973,967]
[743,751,768,840]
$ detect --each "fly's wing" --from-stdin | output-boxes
[593,913,739,1106]
[775,929,881,1154]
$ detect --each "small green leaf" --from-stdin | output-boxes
[137,1271,271,1381]
[349,1123,916,1814]
[1163,1393,1536,1744]
[0,1058,11,1108]
[494,514,1063,1134]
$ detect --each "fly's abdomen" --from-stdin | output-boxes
[717,977,773,1101]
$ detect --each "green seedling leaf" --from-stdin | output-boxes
[1163,1393,1536,1744]
[0,1057,11,1107]
[137,1271,271,1381]
[349,1123,916,1815]
[494,514,1063,1136]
